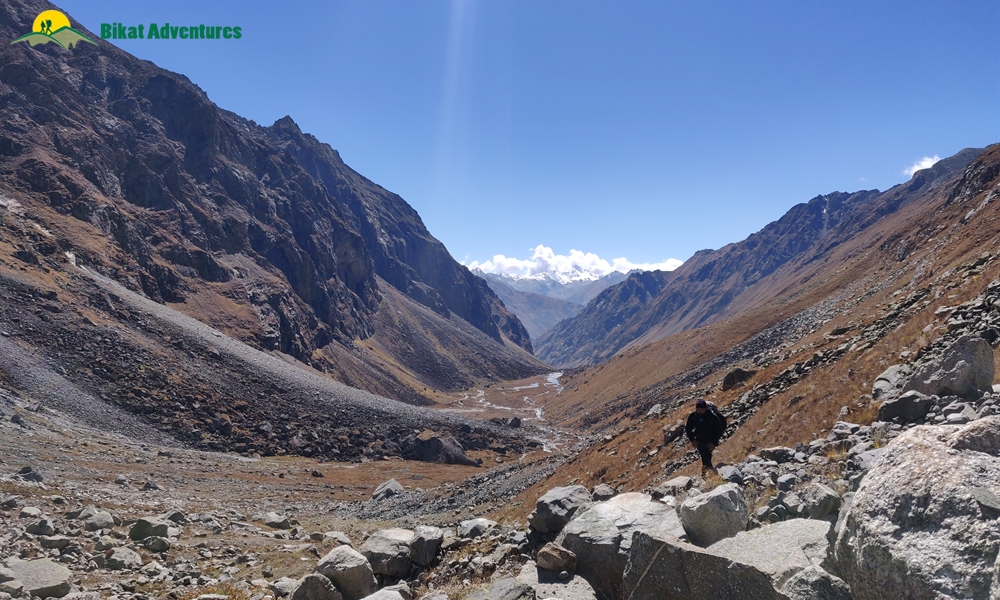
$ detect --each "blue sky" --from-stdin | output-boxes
[55,1,1000,273]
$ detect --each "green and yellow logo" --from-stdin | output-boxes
[10,10,97,50]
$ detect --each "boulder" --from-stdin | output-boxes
[797,483,842,520]
[462,578,534,600]
[408,526,444,566]
[871,364,912,400]
[402,431,477,466]
[836,417,1000,600]
[652,476,693,498]
[663,420,686,444]
[272,577,301,597]
[591,484,616,501]
[264,511,291,529]
[324,531,354,547]
[516,561,596,600]
[144,536,171,552]
[289,573,343,600]
[903,335,995,401]
[780,565,853,600]
[555,493,686,600]
[0,557,72,598]
[458,518,498,539]
[372,479,405,502]
[877,390,933,424]
[359,528,414,578]
[723,368,756,391]
[717,465,743,484]
[528,485,592,534]
[83,511,115,531]
[316,545,377,600]
[129,516,172,540]
[359,591,404,600]
[679,483,748,547]
[759,447,795,464]
[39,536,70,550]
[622,530,787,600]
[707,519,835,587]
[536,542,576,573]
[26,517,55,536]
[106,547,142,570]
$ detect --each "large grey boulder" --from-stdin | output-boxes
[372,479,405,502]
[528,485,592,534]
[903,334,995,401]
[836,417,1000,599]
[289,573,343,600]
[129,516,173,540]
[106,547,142,570]
[0,557,72,598]
[458,518,497,539]
[536,542,576,573]
[555,492,686,600]
[528,485,591,533]
[707,519,835,587]
[264,511,291,529]
[679,483,748,547]
[408,526,444,566]
[623,530,788,600]
[359,528,414,578]
[877,390,933,424]
[82,510,115,531]
[315,545,377,600]
[462,578,534,600]
[779,566,853,600]
[872,364,912,401]
[402,431,477,466]
[516,561,597,600]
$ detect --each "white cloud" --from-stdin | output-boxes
[903,155,941,177]
[465,245,682,283]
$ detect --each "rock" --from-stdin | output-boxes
[652,476,693,498]
[462,578,535,600]
[853,448,884,471]
[707,519,835,587]
[324,531,353,546]
[717,465,743,484]
[951,415,1000,454]
[904,335,995,401]
[798,483,842,520]
[723,368,756,391]
[16,466,43,482]
[26,517,55,536]
[555,493,686,600]
[528,485,592,534]
[0,557,72,598]
[359,591,405,600]
[359,528,414,578]
[662,420,686,444]
[83,511,115,532]
[271,577,301,597]
[106,547,142,570]
[536,543,576,573]
[646,404,664,418]
[591,484,616,501]
[622,530,787,600]
[372,479,405,502]
[777,473,797,492]
[419,592,449,600]
[289,573,343,600]
[836,418,1000,600]
[872,364,912,400]
[162,509,187,524]
[402,431,477,466]
[780,565,853,600]
[17,506,41,519]
[759,447,795,464]
[458,518,498,539]
[39,536,70,550]
[506,417,522,428]
[516,561,596,600]
[408,525,444,566]
[129,516,172,540]
[264,511,292,529]
[145,536,171,552]
[877,390,933,423]
[679,483,748,547]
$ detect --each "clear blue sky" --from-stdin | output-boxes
[56,1,1000,268]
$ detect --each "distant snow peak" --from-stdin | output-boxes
[466,244,682,284]
[904,155,941,177]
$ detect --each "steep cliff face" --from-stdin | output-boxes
[536,150,984,367]
[0,0,540,403]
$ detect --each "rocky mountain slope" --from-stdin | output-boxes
[0,0,542,409]
[536,148,985,367]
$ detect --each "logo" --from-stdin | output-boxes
[10,10,97,50]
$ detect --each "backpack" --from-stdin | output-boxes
[704,400,728,436]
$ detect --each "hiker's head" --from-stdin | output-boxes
[695,399,707,414]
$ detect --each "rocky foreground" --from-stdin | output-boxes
[3,330,1000,600]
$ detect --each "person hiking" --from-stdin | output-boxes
[686,399,724,475]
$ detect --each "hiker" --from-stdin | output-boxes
[686,399,725,475]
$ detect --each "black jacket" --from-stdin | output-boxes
[686,410,724,445]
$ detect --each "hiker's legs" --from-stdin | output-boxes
[697,443,714,474]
